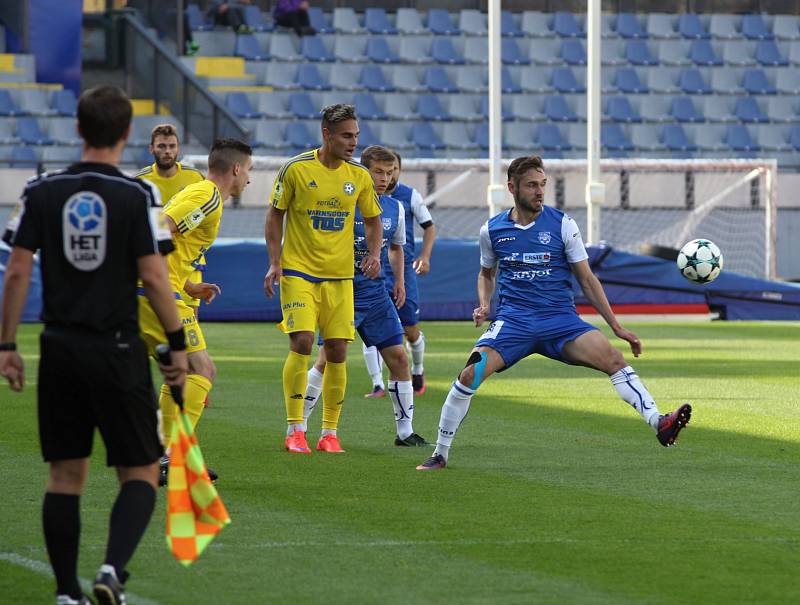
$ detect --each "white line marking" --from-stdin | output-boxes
[0,552,163,605]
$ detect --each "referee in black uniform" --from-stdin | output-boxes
[0,86,188,605]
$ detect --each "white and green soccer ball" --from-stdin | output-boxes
[677,239,723,284]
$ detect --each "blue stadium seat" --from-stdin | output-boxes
[690,40,722,66]
[602,123,633,150]
[501,11,523,37]
[544,95,577,121]
[725,124,759,151]
[561,39,587,65]
[459,10,487,36]
[225,92,261,118]
[353,92,386,120]
[662,124,696,152]
[616,13,647,39]
[427,9,460,35]
[242,6,271,32]
[671,96,705,122]
[551,67,585,93]
[302,36,335,62]
[537,124,571,151]
[742,68,776,94]
[288,92,318,119]
[679,68,712,94]
[286,122,317,149]
[52,89,77,116]
[417,94,451,121]
[614,67,648,93]
[479,96,512,121]
[16,117,52,145]
[308,7,335,34]
[709,15,740,39]
[502,39,529,65]
[332,8,364,34]
[773,15,800,40]
[677,14,709,39]
[755,40,788,66]
[424,67,458,93]
[365,8,397,35]
[625,40,658,65]
[0,90,20,116]
[552,12,584,38]
[396,8,427,35]
[412,122,445,149]
[235,35,269,61]
[366,37,399,63]
[296,64,330,90]
[474,122,489,149]
[185,5,212,31]
[356,121,381,148]
[647,14,679,39]
[502,67,522,94]
[11,145,38,167]
[734,97,769,123]
[606,96,641,122]
[741,15,772,40]
[790,125,800,150]
[431,38,465,64]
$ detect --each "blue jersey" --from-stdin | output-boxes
[354,194,405,306]
[390,182,432,264]
[479,206,589,312]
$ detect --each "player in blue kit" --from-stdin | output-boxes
[303,146,430,448]
[417,156,692,471]
[362,151,436,397]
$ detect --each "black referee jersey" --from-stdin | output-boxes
[2,162,174,334]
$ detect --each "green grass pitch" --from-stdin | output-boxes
[1,321,798,604]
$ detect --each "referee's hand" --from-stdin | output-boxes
[0,351,25,392]
[158,350,188,388]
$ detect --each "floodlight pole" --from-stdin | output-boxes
[585,0,604,244]
[487,0,504,218]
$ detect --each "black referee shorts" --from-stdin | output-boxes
[37,327,163,467]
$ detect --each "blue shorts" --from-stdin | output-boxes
[317,292,404,350]
[386,263,420,327]
[475,310,597,369]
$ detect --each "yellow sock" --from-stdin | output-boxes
[159,384,177,446]
[321,360,346,431]
[184,374,212,431]
[283,351,309,425]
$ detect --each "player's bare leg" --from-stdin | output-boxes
[380,344,430,446]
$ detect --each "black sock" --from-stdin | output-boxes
[42,492,82,598]
[104,480,156,576]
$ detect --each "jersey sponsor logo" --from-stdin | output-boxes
[308,180,318,188]
[537,231,552,244]
[480,320,504,341]
[510,268,553,280]
[496,236,516,243]
[63,191,106,271]
[307,208,347,231]
[522,252,551,264]
[183,209,205,229]
[343,182,355,195]
[281,301,306,310]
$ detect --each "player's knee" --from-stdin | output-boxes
[290,332,314,355]
[384,347,409,376]
[189,353,216,382]
[606,349,627,374]
[459,350,488,390]
[405,325,420,342]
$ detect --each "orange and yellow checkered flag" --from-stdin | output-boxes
[165,410,231,566]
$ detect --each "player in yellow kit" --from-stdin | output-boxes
[264,104,383,454]
[139,138,252,483]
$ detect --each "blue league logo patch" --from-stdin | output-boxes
[67,194,103,232]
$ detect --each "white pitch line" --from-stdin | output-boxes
[0,552,163,605]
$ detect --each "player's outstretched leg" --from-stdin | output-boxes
[362,343,385,397]
[656,403,692,446]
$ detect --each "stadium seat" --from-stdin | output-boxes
[544,95,577,121]
[11,145,38,168]
[479,96,512,121]
[380,122,413,149]
[725,124,759,151]
[287,92,318,119]
[710,68,742,94]
[392,66,426,92]
[638,95,671,121]
[417,94,450,121]
[396,8,427,35]
[766,96,799,122]
[647,14,678,39]
[252,121,285,149]
[430,38,464,65]
[257,93,291,119]
[560,39,586,65]
[566,123,587,151]
[19,89,54,116]
[626,40,658,65]
[441,122,477,150]
[286,121,317,149]
[521,12,553,38]
[501,67,522,94]
[756,124,791,151]
[734,97,769,123]
[679,68,712,94]
[384,94,417,120]
[242,6,271,32]
[708,14,740,39]
[428,9,460,35]
[353,92,386,120]
[296,64,330,90]
[630,124,663,150]
[722,40,757,66]
[702,96,736,122]
[461,38,489,65]
[263,63,298,90]
[192,31,236,56]
[456,65,488,93]
[502,39,529,65]
[365,8,397,35]
[300,36,333,62]
[448,95,480,121]
[17,117,52,145]
[662,123,696,151]
[601,123,633,150]
[536,123,571,151]
[0,89,19,115]
[616,13,647,39]
[235,35,269,61]
[520,66,553,93]
[647,67,681,93]
[411,122,445,149]
[269,33,302,61]
[677,14,709,39]
[47,117,81,145]
[552,12,584,38]
[52,89,77,116]
[510,95,539,121]
[527,39,562,66]
[399,36,432,64]
[614,67,648,93]
[355,121,381,148]
[755,40,788,66]
[776,68,800,93]
[790,125,800,150]
[606,96,641,122]
[671,96,704,122]
[502,11,523,37]
[366,37,399,63]
[423,66,458,93]
[773,15,800,40]
[226,92,261,119]
[657,40,691,65]
[742,68,776,94]
[741,14,772,40]
[42,145,81,165]
[690,40,722,66]
[473,122,489,149]
[360,66,393,93]
[0,119,16,144]
[788,41,800,64]
[551,67,585,93]
[185,4,212,31]
[308,7,335,34]
[332,8,364,34]
[333,35,368,63]
[693,124,727,150]
[506,121,537,151]
[602,39,628,66]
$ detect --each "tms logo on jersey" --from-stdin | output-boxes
[63,191,106,271]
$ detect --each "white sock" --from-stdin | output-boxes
[362,343,384,389]
[409,332,425,375]
[302,366,324,432]
[321,428,336,437]
[388,379,414,439]
[610,366,661,430]
[434,380,475,461]
[286,423,304,436]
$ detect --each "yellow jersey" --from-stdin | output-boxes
[270,149,381,281]
[134,162,205,205]
[163,180,223,293]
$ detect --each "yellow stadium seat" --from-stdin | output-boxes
[0,54,20,74]
[195,57,253,79]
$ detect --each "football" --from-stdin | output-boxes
[677,239,723,284]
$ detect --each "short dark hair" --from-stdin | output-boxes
[321,104,357,132]
[360,145,396,169]
[507,156,545,186]
[77,85,132,149]
[207,138,252,173]
[150,123,179,145]
[391,149,402,170]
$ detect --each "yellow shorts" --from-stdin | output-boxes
[278,276,354,341]
[138,295,207,356]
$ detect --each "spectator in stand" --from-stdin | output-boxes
[207,0,253,34]
[273,0,316,36]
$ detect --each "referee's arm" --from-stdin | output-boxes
[0,247,34,390]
